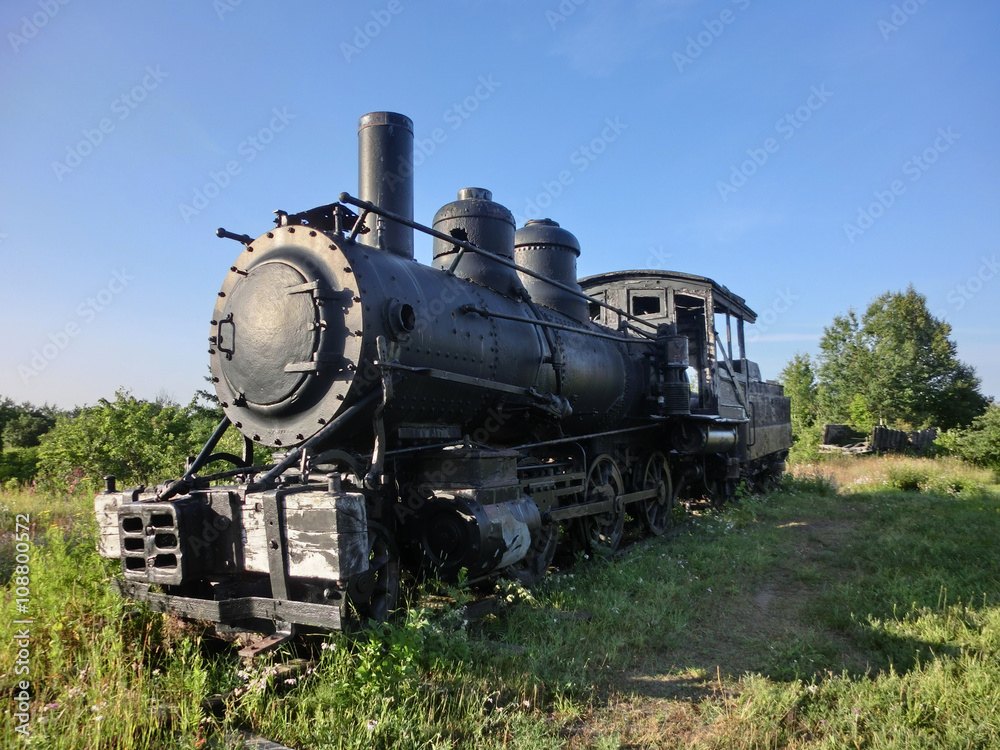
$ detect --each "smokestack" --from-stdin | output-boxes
[357,112,414,259]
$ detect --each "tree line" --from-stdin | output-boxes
[779,286,996,466]
[0,389,240,494]
[2,285,997,494]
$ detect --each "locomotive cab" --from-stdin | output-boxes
[581,269,790,489]
[581,270,754,415]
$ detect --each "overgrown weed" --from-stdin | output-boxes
[791,454,993,498]
[2,457,998,748]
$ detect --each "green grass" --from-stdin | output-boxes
[2,457,999,748]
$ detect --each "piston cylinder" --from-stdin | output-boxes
[675,424,738,455]
[414,495,541,581]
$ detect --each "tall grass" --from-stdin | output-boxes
[790,454,994,496]
[0,521,226,748]
[2,458,998,748]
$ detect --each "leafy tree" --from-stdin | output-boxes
[0,447,38,486]
[36,389,201,495]
[2,410,56,448]
[0,396,17,450]
[816,309,865,425]
[779,353,821,461]
[815,287,986,431]
[780,353,818,433]
[848,394,875,435]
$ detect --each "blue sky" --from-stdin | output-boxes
[1,0,998,409]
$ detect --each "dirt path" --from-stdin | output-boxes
[562,512,869,747]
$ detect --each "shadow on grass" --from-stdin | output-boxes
[612,484,999,699]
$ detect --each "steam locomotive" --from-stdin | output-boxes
[95,112,791,638]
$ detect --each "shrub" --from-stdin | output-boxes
[35,389,221,495]
[788,424,822,464]
[885,463,929,492]
[875,458,990,497]
[33,388,265,496]
[938,403,1000,473]
[0,446,39,486]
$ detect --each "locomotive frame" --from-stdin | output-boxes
[94,112,791,639]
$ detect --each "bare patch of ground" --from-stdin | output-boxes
[585,511,874,746]
[623,517,867,692]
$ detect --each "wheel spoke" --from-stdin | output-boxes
[580,454,624,553]
[637,452,674,536]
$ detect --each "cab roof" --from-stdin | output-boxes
[579,269,757,322]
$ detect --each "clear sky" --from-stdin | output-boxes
[1,0,998,409]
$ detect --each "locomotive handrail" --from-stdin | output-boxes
[192,464,271,483]
[375,360,573,419]
[338,192,658,338]
[514,423,661,451]
[461,305,655,345]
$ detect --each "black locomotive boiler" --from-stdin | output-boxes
[95,112,792,636]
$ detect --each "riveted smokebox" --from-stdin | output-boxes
[357,112,414,259]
